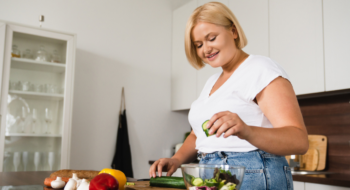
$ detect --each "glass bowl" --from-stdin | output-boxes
[181,164,245,190]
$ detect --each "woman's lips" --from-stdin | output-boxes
[207,52,219,61]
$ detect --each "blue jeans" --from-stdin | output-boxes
[198,150,293,190]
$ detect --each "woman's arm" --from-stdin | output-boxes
[206,77,308,156]
[149,130,197,177]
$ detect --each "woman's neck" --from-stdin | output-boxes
[221,50,249,77]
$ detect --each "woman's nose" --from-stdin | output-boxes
[204,44,212,55]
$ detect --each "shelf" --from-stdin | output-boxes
[11,57,66,73]
[9,90,64,100]
[5,133,61,137]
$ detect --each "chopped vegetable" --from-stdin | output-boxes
[192,177,204,186]
[219,182,236,190]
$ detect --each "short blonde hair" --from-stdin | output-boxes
[185,2,248,69]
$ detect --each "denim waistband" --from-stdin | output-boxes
[197,150,283,160]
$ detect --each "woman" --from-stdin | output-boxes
[150,2,308,189]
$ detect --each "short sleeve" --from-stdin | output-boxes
[244,56,290,101]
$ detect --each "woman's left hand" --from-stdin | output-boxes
[207,111,252,139]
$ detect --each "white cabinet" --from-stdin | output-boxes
[269,0,324,95]
[0,22,76,171]
[294,181,305,190]
[323,0,350,91]
[305,182,350,190]
[171,0,197,110]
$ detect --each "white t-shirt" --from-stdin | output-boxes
[188,54,290,153]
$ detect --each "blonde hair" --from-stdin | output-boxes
[185,2,248,69]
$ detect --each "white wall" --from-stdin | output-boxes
[0,0,192,178]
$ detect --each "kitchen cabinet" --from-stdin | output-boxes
[323,0,350,91]
[294,181,305,190]
[171,0,197,110]
[269,0,324,95]
[0,22,76,172]
[305,182,350,190]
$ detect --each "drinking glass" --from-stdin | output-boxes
[22,49,33,59]
[48,152,55,171]
[45,108,52,134]
[34,152,40,171]
[13,152,20,171]
[51,50,61,63]
[22,81,31,91]
[22,151,28,171]
[32,109,37,133]
[20,106,27,133]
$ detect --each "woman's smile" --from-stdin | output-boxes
[206,51,219,61]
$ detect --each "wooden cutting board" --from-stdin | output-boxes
[125,181,184,190]
[286,135,327,171]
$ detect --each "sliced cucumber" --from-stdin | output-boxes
[202,120,215,137]
[192,177,204,186]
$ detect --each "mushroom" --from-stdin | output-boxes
[51,177,65,189]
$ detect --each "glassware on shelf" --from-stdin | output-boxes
[9,81,17,90]
[32,108,37,133]
[34,152,40,171]
[35,45,48,62]
[22,49,33,59]
[48,152,55,171]
[22,81,31,91]
[22,151,28,171]
[34,84,43,92]
[13,152,20,171]
[16,81,22,91]
[20,106,27,133]
[11,45,21,58]
[44,108,52,134]
[51,50,61,63]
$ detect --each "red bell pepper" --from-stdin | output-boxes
[89,173,119,190]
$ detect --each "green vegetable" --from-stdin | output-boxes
[184,173,195,184]
[150,176,186,189]
[192,177,204,186]
[202,120,216,137]
[220,182,236,190]
[204,179,218,187]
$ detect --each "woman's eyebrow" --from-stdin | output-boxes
[193,32,213,43]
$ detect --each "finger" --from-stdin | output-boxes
[215,122,233,137]
[207,112,228,129]
[149,160,159,178]
[224,126,237,138]
[166,166,176,177]
[157,162,165,177]
[209,115,231,135]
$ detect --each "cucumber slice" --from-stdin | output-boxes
[192,177,204,186]
[202,120,215,137]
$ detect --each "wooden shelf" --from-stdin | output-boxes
[9,90,64,100]
[11,57,66,73]
[5,133,61,137]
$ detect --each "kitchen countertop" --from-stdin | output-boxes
[293,173,350,187]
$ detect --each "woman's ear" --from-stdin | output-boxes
[231,24,238,39]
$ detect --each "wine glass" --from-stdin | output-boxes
[45,108,52,134]
[32,109,37,133]
[13,152,20,171]
[34,152,40,171]
[20,106,27,133]
[48,152,55,171]
[22,151,28,171]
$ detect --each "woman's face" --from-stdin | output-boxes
[192,22,238,68]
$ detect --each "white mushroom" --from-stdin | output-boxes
[72,173,82,188]
[76,179,90,190]
[51,177,65,189]
[64,178,77,190]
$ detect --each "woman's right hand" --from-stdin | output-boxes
[149,158,181,178]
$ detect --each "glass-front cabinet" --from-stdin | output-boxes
[0,22,76,172]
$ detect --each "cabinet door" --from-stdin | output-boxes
[172,0,197,110]
[0,24,75,171]
[0,23,6,102]
[269,0,324,95]
[294,181,305,190]
[305,182,350,190]
[323,0,350,91]
[229,0,269,57]
[196,0,227,97]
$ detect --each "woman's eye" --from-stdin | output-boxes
[209,36,216,41]
[197,44,202,48]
